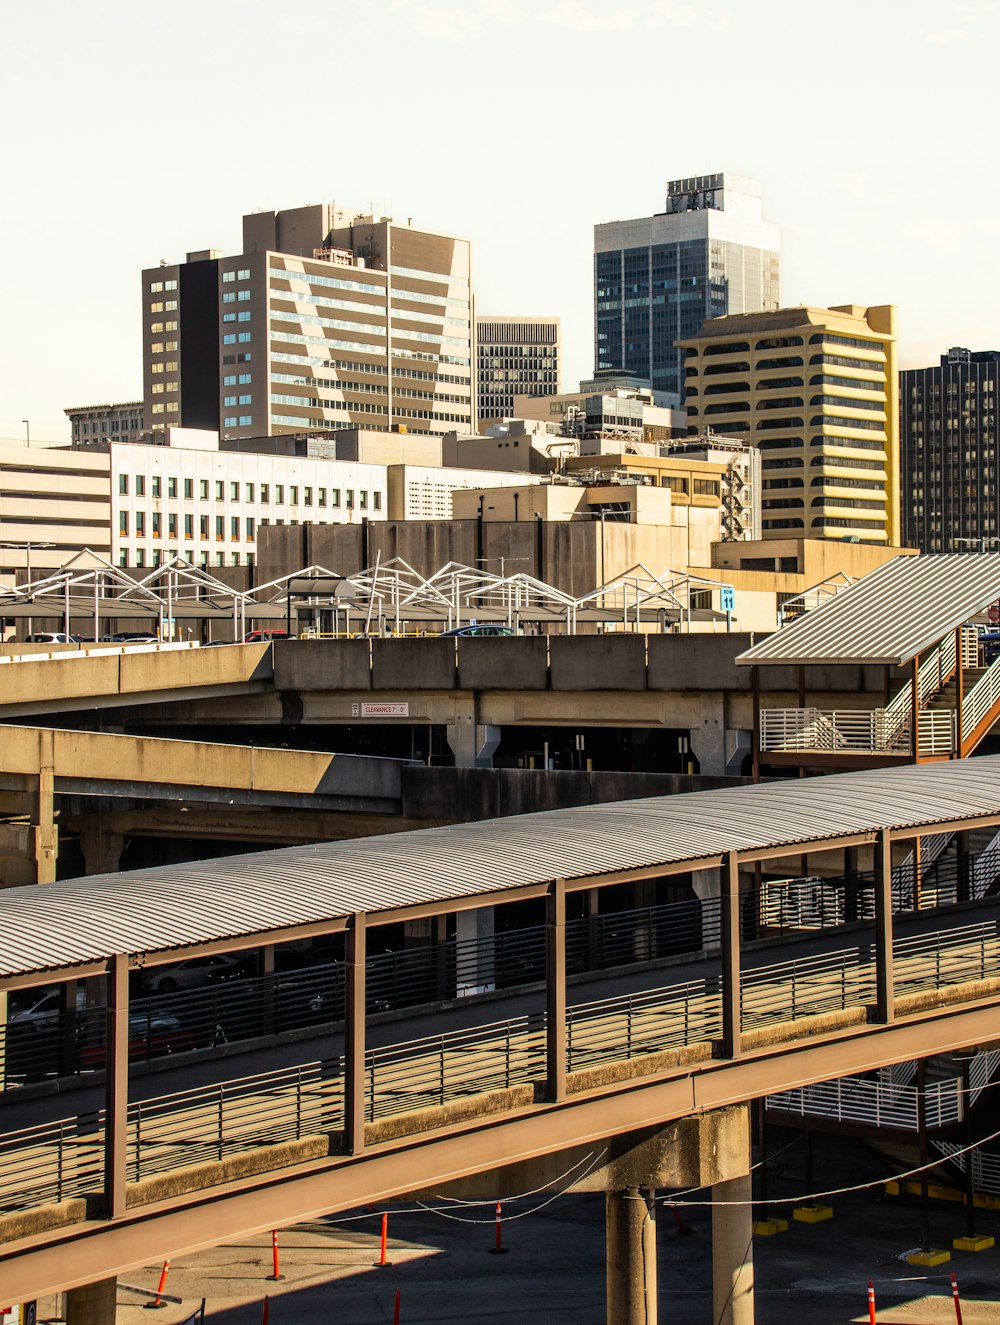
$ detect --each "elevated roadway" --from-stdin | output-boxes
[3,759,1000,1311]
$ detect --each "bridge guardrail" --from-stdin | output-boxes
[3,911,1000,1214]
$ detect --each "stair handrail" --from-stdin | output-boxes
[961,650,1000,742]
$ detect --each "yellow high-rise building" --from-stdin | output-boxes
[680,304,899,544]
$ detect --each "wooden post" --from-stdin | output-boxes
[546,878,567,1101]
[911,655,920,761]
[104,953,130,1218]
[874,830,894,1023]
[721,851,742,1057]
[344,912,366,1154]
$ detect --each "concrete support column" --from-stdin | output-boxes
[34,729,57,885]
[692,866,721,949]
[0,987,6,1092]
[455,906,495,994]
[606,1187,656,1325]
[66,1277,117,1325]
[446,713,500,769]
[80,827,125,877]
[689,694,727,777]
[712,1172,754,1325]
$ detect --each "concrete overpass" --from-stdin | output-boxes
[4,759,1000,1321]
[2,634,905,777]
[0,724,410,885]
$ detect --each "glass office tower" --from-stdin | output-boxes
[594,174,781,403]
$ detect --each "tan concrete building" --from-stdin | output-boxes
[680,304,900,544]
[143,203,475,442]
[0,447,111,585]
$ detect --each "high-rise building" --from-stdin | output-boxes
[142,204,475,442]
[594,173,781,402]
[476,316,560,423]
[900,347,1000,553]
[680,304,899,545]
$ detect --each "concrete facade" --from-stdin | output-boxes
[681,303,901,545]
[143,203,474,442]
[476,315,560,424]
[0,447,112,584]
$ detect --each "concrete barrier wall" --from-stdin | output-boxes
[371,638,457,690]
[273,639,373,692]
[648,634,753,692]
[401,765,747,823]
[549,635,647,691]
[456,638,549,691]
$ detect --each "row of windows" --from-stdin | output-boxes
[223,373,253,386]
[222,290,251,304]
[150,321,177,334]
[271,288,385,317]
[118,475,380,509]
[222,394,252,406]
[223,415,254,427]
[223,332,252,345]
[149,341,178,354]
[811,394,884,412]
[762,476,885,492]
[222,269,251,283]
[149,279,178,293]
[222,312,252,324]
[121,549,252,569]
[273,264,384,297]
[149,301,178,314]
[272,310,387,339]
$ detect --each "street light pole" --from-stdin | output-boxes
[21,420,29,449]
[1,540,56,640]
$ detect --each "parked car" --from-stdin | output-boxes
[7,987,83,1031]
[439,624,516,637]
[142,954,243,993]
[112,632,158,643]
[204,949,316,983]
[981,632,1000,666]
[242,629,295,643]
[79,1010,194,1067]
[24,633,75,645]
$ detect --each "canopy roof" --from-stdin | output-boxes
[737,553,1000,668]
[3,757,1000,982]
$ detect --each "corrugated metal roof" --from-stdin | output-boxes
[737,554,1000,667]
[3,758,1000,980]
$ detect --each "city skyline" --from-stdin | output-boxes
[2,0,998,444]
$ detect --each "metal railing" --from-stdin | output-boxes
[9,846,1000,1089]
[962,652,1000,741]
[768,1075,962,1131]
[3,913,1000,1214]
[759,706,955,756]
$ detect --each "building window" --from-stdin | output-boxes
[231,482,240,501]
[151,476,161,497]
[373,491,381,511]
[231,517,240,540]
[152,512,161,538]
[359,490,368,509]
[246,517,255,539]
[290,486,298,505]
[276,485,284,503]
[318,488,327,508]
[247,482,254,502]
[119,512,129,535]
[304,487,313,506]
[346,490,354,509]
[168,514,177,537]
[200,515,209,538]
[199,479,209,499]
[330,488,340,507]
[215,516,224,540]
[167,477,177,498]
[136,549,145,567]
[184,478,193,499]
[215,481,224,500]
[118,475,128,495]
[260,483,269,503]
[136,512,145,536]
[135,475,145,497]
[237,268,249,280]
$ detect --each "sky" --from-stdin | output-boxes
[1,0,998,447]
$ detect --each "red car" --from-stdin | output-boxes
[242,629,295,643]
